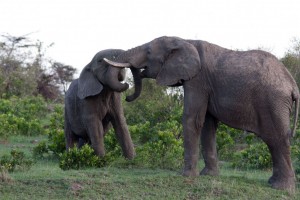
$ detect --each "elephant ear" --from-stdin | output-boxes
[77,67,103,99]
[156,39,201,86]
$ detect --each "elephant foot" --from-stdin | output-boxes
[268,176,295,192]
[182,169,199,177]
[200,167,219,176]
[123,150,136,160]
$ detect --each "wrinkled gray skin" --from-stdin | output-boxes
[105,36,299,191]
[64,49,136,159]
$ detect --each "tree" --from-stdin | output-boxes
[0,34,37,97]
[0,34,76,100]
[51,62,76,94]
[281,37,300,86]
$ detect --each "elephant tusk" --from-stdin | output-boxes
[103,58,131,68]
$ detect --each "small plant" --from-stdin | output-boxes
[59,144,106,170]
[232,142,272,170]
[33,141,54,159]
[134,130,184,170]
[46,105,65,155]
[0,149,34,172]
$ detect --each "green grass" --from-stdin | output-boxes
[1,136,299,200]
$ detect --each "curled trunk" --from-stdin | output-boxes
[105,67,129,92]
[103,45,146,100]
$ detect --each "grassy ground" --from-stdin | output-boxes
[0,136,299,200]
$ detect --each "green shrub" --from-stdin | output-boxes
[0,149,34,172]
[133,130,184,170]
[32,141,54,159]
[0,96,47,137]
[216,126,235,160]
[46,105,65,155]
[32,104,65,159]
[59,144,106,170]
[232,142,272,170]
[103,129,123,158]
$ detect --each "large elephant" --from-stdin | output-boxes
[64,49,141,159]
[104,36,299,191]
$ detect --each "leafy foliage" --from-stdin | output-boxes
[134,130,184,170]
[0,34,76,100]
[232,142,272,170]
[0,96,47,138]
[123,79,183,126]
[59,144,105,170]
[33,104,65,158]
[0,149,34,172]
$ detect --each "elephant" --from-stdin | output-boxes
[64,49,141,159]
[104,36,299,191]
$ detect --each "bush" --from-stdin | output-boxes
[33,141,53,159]
[0,96,47,138]
[0,149,34,172]
[133,130,184,170]
[232,142,272,170]
[59,144,106,170]
[33,105,65,158]
[216,125,235,160]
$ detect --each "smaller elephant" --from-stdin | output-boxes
[64,49,135,159]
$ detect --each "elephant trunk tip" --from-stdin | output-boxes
[125,94,138,102]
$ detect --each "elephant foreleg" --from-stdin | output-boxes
[200,113,219,176]
[182,83,208,177]
[86,121,105,157]
[110,93,135,159]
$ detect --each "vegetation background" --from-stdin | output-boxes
[0,34,300,199]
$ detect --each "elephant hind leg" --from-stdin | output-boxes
[266,138,295,191]
[260,127,295,191]
[64,118,78,150]
[200,113,219,176]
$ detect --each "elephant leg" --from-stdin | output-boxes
[110,94,135,159]
[200,113,219,176]
[264,136,295,191]
[86,120,105,157]
[258,108,295,191]
[64,115,78,150]
[182,83,208,177]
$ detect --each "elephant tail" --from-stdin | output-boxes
[291,91,299,137]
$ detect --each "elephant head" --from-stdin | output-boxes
[104,36,201,98]
[77,49,130,99]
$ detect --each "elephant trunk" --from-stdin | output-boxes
[103,46,146,97]
[125,67,143,102]
[105,67,129,92]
